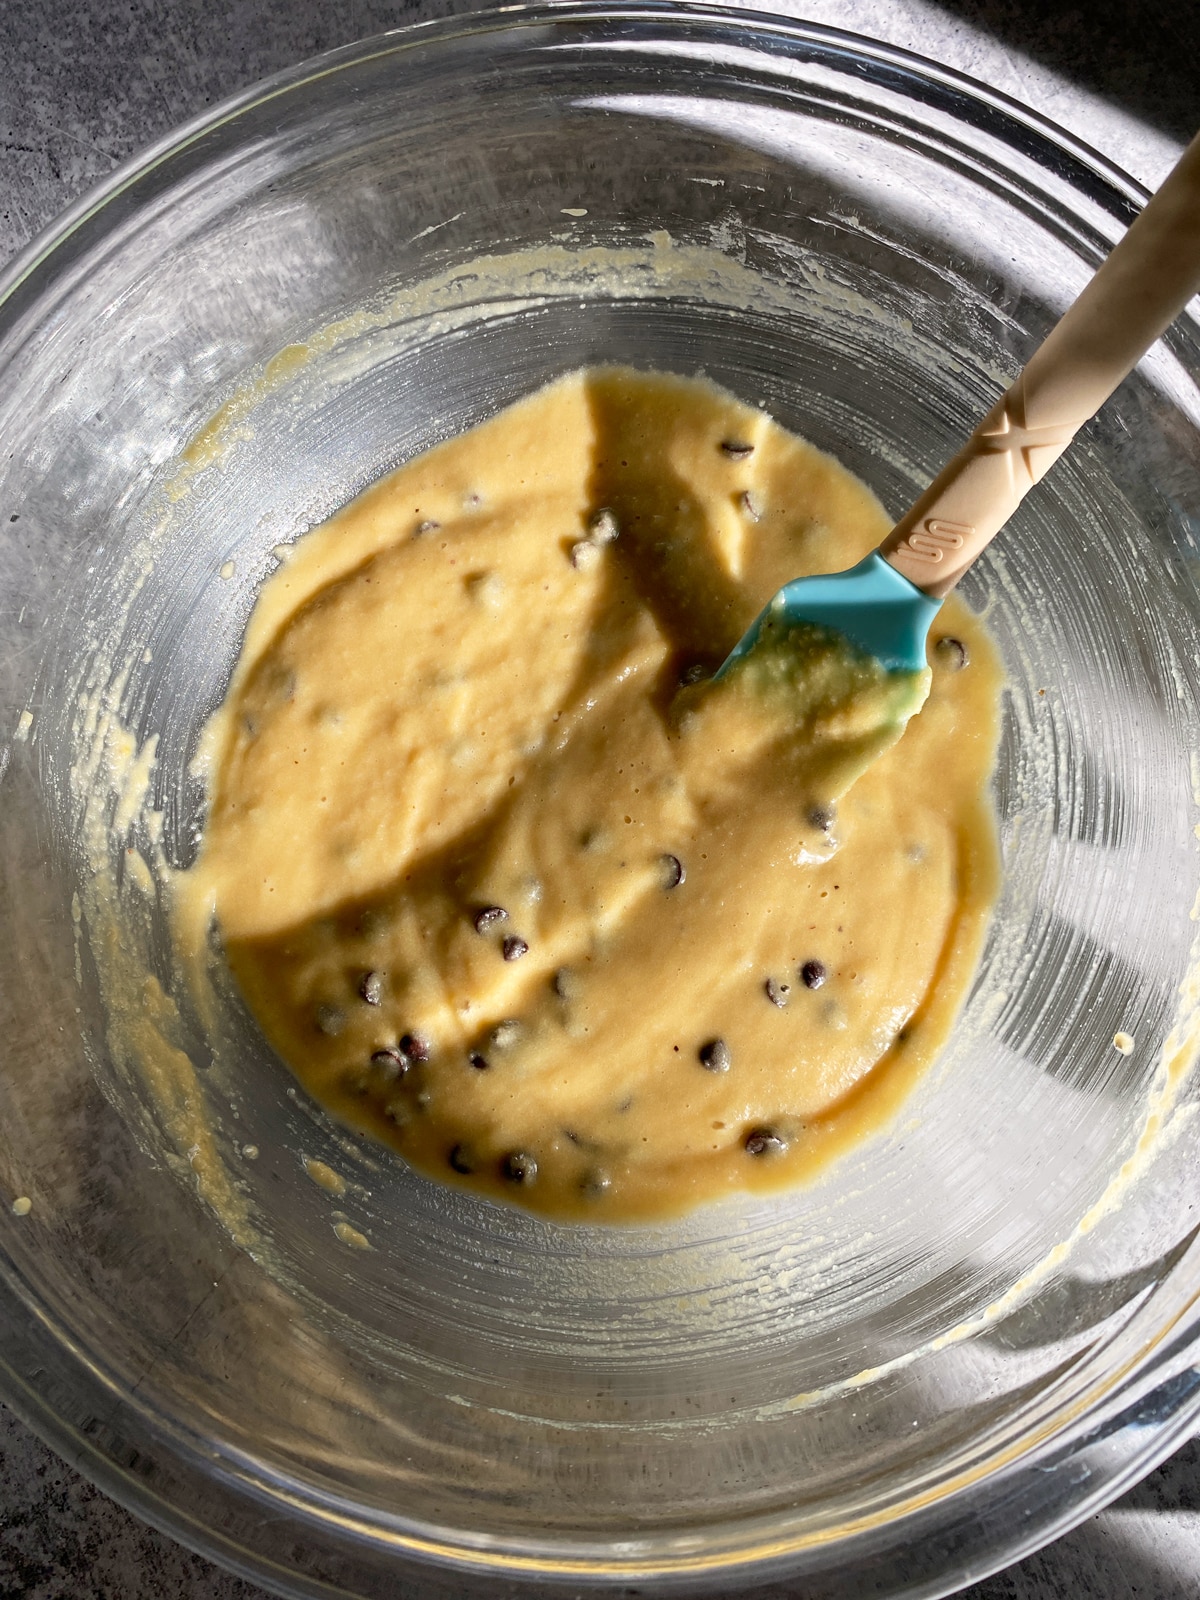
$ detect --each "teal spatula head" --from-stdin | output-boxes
[717,126,1200,717]
[718,552,943,679]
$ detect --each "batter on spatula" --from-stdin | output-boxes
[178,367,1002,1221]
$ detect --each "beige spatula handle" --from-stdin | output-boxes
[881,130,1200,598]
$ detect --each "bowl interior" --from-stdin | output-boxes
[2,9,1200,1596]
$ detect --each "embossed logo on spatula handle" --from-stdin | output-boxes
[882,129,1200,599]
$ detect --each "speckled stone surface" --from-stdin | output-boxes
[1,2,1198,1596]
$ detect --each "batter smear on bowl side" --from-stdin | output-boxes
[178,367,1002,1220]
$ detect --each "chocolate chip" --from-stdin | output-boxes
[570,538,601,570]
[315,1004,346,1037]
[935,636,969,669]
[800,960,827,990]
[502,934,529,962]
[370,1047,408,1079]
[699,1038,731,1073]
[720,440,754,458]
[414,518,440,536]
[358,970,384,1006]
[807,805,835,832]
[581,1168,611,1197]
[466,570,503,607]
[501,1150,537,1184]
[660,853,686,889]
[399,1032,431,1062]
[490,1019,522,1051]
[468,1051,490,1071]
[765,977,791,1008]
[448,1143,475,1174]
[553,968,578,1001]
[473,905,509,933]
[588,507,619,544]
[745,1126,787,1156]
[679,662,709,687]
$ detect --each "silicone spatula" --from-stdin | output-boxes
[721,129,1200,678]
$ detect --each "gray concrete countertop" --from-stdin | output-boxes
[1,2,1198,1596]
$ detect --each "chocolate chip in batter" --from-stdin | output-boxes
[765,977,791,1009]
[744,1126,787,1156]
[720,439,754,459]
[570,538,601,571]
[739,489,764,522]
[264,662,296,702]
[358,970,384,1006]
[679,661,711,688]
[399,1032,432,1062]
[659,853,686,889]
[315,1003,346,1037]
[699,1038,732,1073]
[490,1019,523,1051]
[448,1143,475,1174]
[581,1168,612,1198]
[935,635,969,670]
[473,905,509,934]
[501,1151,537,1184]
[468,1051,490,1071]
[370,1046,408,1079]
[588,507,620,544]
[413,518,440,536]
[800,960,827,990]
[553,967,579,1002]
[502,934,529,962]
[807,804,835,832]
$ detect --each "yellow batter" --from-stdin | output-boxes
[179,368,1002,1221]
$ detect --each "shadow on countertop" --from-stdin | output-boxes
[931,0,1200,145]
[962,1439,1200,1600]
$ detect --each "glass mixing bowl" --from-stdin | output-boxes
[2,5,1199,1596]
